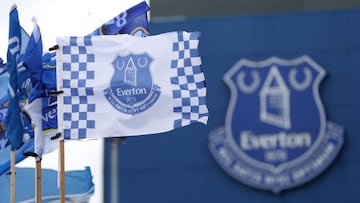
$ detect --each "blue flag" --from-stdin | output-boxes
[0,107,9,152]
[0,60,9,151]
[0,5,34,175]
[41,55,57,133]
[0,167,94,202]
[0,62,34,175]
[36,2,151,156]
[88,1,149,36]
[0,107,34,175]
[6,5,24,150]
[23,18,45,159]
[0,58,7,75]
[24,18,44,103]
[0,57,34,175]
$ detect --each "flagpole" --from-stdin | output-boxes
[36,160,42,203]
[60,139,65,203]
[10,150,16,203]
[111,138,118,203]
[24,152,43,203]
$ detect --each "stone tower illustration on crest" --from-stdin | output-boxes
[259,66,290,129]
[124,57,137,87]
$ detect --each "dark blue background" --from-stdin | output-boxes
[104,8,360,203]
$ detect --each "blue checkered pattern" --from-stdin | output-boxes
[61,36,96,139]
[171,32,208,128]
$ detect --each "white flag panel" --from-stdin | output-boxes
[56,31,208,140]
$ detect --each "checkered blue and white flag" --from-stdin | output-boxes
[56,31,208,140]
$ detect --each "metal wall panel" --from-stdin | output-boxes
[151,0,360,17]
[104,8,360,203]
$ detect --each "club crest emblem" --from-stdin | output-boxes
[209,56,344,193]
[104,53,161,114]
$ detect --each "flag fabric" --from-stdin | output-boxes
[6,5,25,150]
[23,18,44,159]
[35,2,151,156]
[0,60,9,151]
[23,51,59,158]
[0,57,34,176]
[0,58,7,74]
[88,1,149,36]
[0,5,34,175]
[0,89,34,176]
[0,167,94,203]
[56,31,208,140]
[39,54,59,156]
[0,106,8,152]
[24,18,43,103]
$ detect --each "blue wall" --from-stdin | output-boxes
[104,8,360,203]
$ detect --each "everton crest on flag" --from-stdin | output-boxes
[56,31,208,140]
[104,53,160,114]
[208,55,344,193]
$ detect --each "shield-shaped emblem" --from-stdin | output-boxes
[111,53,153,106]
[208,55,344,192]
[104,53,161,114]
[224,56,326,172]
